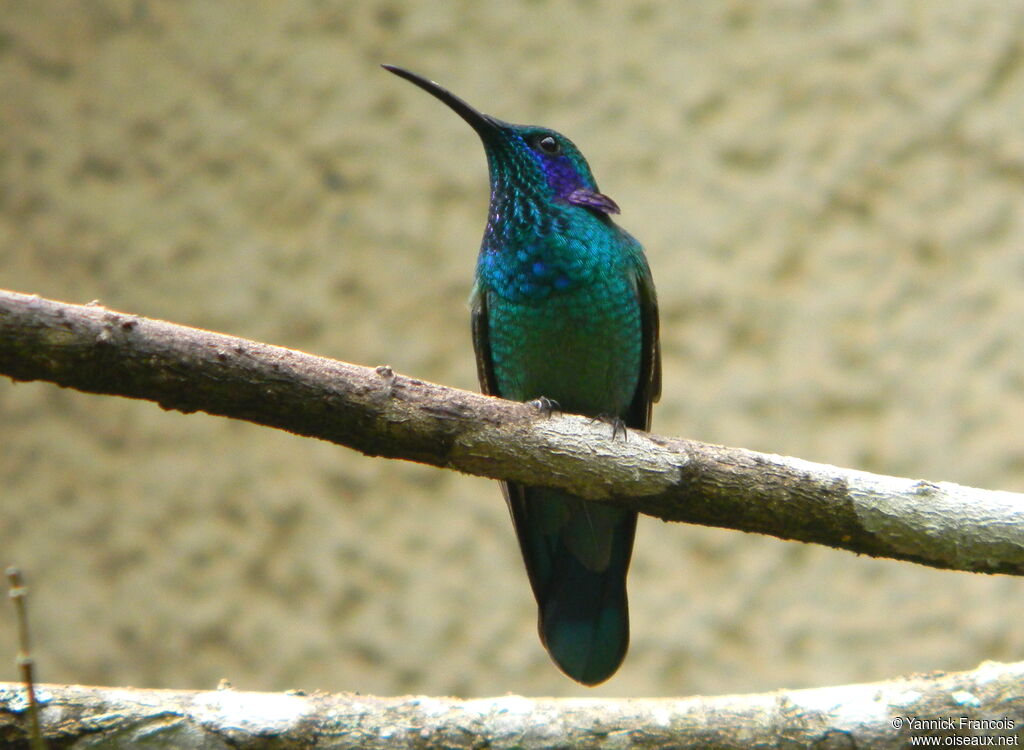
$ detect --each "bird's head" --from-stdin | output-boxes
[383,64,619,216]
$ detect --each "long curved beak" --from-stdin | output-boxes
[382,64,499,136]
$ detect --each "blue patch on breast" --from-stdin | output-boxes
[479,246,577,302]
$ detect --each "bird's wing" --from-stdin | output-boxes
[470,281,499,396]
[626,241,661,431]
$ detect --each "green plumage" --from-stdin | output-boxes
[385,65,660,685]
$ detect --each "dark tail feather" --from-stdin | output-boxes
[505,483,636,685]
[539,537,632,685]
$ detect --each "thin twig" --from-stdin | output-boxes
[6,567,47,750]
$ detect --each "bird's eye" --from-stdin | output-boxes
[534,134,561,155]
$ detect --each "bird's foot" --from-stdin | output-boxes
[591,414,628,441]
[528,396,561,418]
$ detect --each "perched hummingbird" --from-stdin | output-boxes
[384,65,660,685]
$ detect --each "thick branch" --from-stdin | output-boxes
[2,288,1023,575]
[1,662,1023,748]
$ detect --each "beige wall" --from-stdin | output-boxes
[2,1,1024,698]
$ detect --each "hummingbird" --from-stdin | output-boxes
[383,65,660,685]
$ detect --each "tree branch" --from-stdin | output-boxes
[1,662,1022,748]
[2,288,1023,576]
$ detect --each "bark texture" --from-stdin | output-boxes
[1,662,1022,748]
[2,288,1024,577]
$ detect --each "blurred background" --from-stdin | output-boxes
[3,1,1024,699]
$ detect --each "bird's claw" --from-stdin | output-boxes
[591,414,628,441]
[528,396,561,418]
